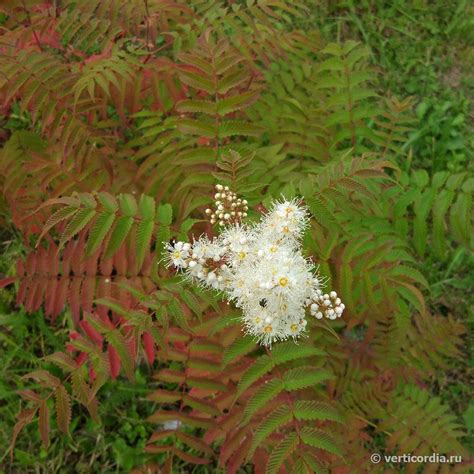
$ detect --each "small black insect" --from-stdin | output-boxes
[259,299,268,308]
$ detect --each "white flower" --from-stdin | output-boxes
[165,195,343,346]
[165,241,190,268]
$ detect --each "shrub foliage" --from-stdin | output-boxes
[0,1,471,472]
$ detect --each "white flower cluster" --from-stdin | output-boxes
[204,184,249,226]
[166,188,344,346]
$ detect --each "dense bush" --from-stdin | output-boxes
[0,1,472,472]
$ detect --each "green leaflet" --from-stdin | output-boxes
[271,342,326,365]
[138,194,156,221]
[183,394,221,416]
[300,452,329,474]
[85,211,115,256]
[176,99,216,115]
[37,206,79,244]
[178,118,215,137]
[217,68,248,94]
[105,329,135,382]
[103,215,134,259]
[78,192,97,209]
[188,356,221,373]
[266,432,299,474]
[119,194,138,217]
[178,70,215,94]
[71,371,99,422]
[242,378,285,424]
[59,208,96,250]
[157,203,173,225]
[218,120,263,138]
[216,90,260,115]
[222,335,257,367]
[168,299,191,332]
[135,219,154,270]
[300,427,343,457]
[283,366,334,391]
[186,377,227,392]
[43,352,77,373]
[293,401,343,423]
[249,405,292,459]
[147,389,181,404]
[237,355,273,397]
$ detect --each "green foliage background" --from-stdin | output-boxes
[0,0,472,472]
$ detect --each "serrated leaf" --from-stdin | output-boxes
[271,342,325,365]
[249,405,292,459]
[135,219,154,270]
[39,401,50,448]
[37,206,78,244]
[176,99,216,114]
[23,370,61,388]
[283,367,333,391]
[43,352,77,372]
[147,389,182,403]
[168,299,191,331]
[138,194,156,220]
[71,371,99,422]
[266,432,298,474]
[216,90,260,115]
[178,118,215,137]
[243,378,285,424]
[179,70,215,94]
[85,211,115,256]
[187,376,227,391]
[217,68,249,94]
[183,394,221,416]
[103,215,134,259]
[237,355,273,397]
[294,401,343,423]
[119,194,138,216]
[106,329,135,381]
[97,192,119,212]
[59,208,96,249]
[17,390,42,402]
[222,335,257,367]
[300,427,342,457]
[218,120,263,138]
[157,203,173,225]
[9,408,38,461]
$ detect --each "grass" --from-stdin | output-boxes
[1,0,473,471]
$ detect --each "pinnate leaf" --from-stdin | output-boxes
[55,385,72,434]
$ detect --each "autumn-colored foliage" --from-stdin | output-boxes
[0,1,471,472]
